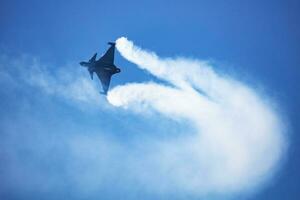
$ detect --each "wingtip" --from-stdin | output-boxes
[108,42,116,46]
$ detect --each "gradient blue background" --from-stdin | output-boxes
[0,0,299,199]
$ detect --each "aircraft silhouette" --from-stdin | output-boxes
[80,42,121,95]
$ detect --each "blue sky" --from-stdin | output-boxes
[0,0,299,199]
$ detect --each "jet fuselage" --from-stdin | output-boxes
[79,42,120,94]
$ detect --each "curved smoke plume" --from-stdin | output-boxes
[107,37,287,194]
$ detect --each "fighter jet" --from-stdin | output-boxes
[80,42,121,95]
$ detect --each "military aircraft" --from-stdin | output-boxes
[80,42,121,95]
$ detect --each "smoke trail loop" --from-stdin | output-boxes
[106,37,286,194]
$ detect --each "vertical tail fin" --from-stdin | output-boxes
[89,53,97,62]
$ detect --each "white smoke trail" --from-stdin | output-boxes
[0,41,287,197]
[107,37,287,194]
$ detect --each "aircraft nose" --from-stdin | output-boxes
[117,68,121,73]
[80,61,89,67]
